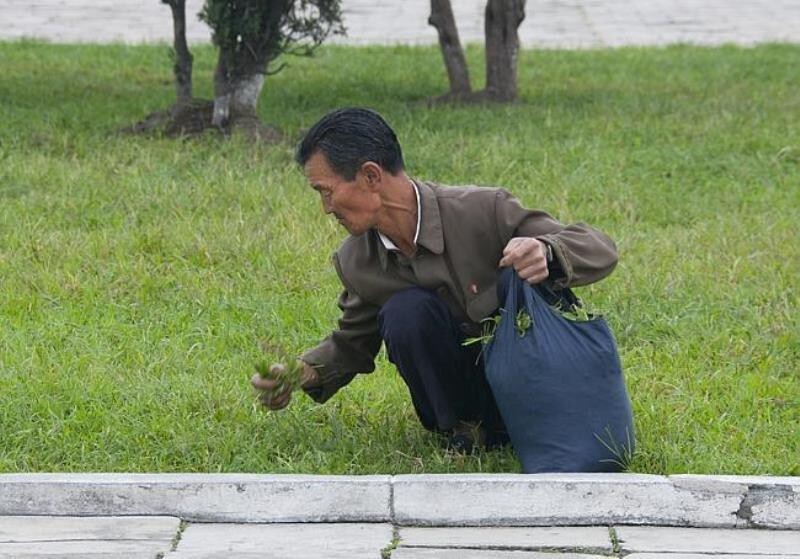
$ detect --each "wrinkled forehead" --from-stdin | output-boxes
[303,151,342,185]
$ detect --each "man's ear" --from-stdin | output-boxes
[359,161,383,191]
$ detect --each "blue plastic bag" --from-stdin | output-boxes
[484,268,635,473]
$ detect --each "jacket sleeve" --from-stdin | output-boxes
[494,188,618,288]
[300,254,383,404]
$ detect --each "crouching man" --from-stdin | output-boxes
[251,107,618,452]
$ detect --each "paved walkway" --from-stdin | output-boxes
[0,0,798,47]
[2,517,800,558]
[1,474,798,558]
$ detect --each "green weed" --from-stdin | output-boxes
[515,309,533,336]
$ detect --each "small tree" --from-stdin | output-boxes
[200,0,343,131]
[429,0,471,98]
[429,0,526,103]
[129,0,343,141]
[163,0,193,106]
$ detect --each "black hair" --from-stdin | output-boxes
[295,107,404,180]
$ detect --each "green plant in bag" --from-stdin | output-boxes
[553,299,596,322]
[462,305,534,348]
[463,313,503,347]
[515,308,533,337]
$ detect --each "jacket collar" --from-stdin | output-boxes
[375,178,444,270]
[414,179,445,255]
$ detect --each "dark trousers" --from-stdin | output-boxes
[377,287,509,447]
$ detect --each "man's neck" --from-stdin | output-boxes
[376,173,418,257]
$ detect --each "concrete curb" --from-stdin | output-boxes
[0,474,797,529]
[0,474,391,523]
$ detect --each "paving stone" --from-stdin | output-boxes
[671,475,800,529]
[626,555,798,559]
[166,522,394,559]
[670,474,800,488]
[2,555,138,559]
[166,555,266,559]
[392,550,609,559]
[615,526,800,554]
[0,539,172,558]
[399,526,612,550]
[0,515,180,543]
[0,0,799,46]
[393,474,745,527]
[0,515,179,558]
[0,474,391,522]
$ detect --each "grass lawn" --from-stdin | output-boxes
[0,41,798,475]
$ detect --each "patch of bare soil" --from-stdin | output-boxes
[120,99,282,143]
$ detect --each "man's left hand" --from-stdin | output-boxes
[499,237,549,284]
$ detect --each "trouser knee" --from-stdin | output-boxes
[378,287,450,346]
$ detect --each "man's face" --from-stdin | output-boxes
[304,151,381,236]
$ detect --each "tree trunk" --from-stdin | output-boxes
[125,0,281,142]
[210,48,278,141]
[212,58,267,124]
[231,74,265,117]
[484,0,525,102]
[210,0,283,129]
[164,0,193,105]
[212,47,232,128]
[429,0,471,97]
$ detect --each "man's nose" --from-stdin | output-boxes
[321,198,333,214]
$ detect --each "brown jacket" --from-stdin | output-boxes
[301,180,618,403]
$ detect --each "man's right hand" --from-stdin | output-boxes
[251,361,320,411]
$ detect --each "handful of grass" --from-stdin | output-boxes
[254,338,304,393]
[253,360,304,393]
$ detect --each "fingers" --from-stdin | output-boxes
[500,238,543,267]
[259,387,291,410]
[498,250,516,268]
[251,372,292,411]
[251,372,282,392]
[498,238,524,267]
[499,238,549,283]
[517,264,549,284]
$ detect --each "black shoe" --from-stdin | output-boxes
[446,421,485,454]
[447,432,476,454]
